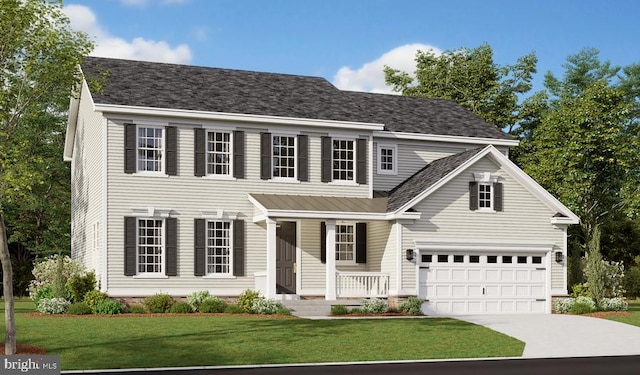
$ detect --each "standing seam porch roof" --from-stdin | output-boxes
[82,56,513,140]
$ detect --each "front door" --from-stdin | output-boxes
[276,221,297,294]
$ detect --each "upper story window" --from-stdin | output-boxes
[207,131,231,176]
[260,133,308,182]
[195,128,244,179]
[332,139,355,181]
[125,124,177,175]
[321,137,367,184]
[469,172,503,212]
[377,144,397,175]
[272,135,296,179]
[478,183,492,209]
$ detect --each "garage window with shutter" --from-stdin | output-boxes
[469,172,503,212]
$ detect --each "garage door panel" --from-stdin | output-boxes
[419,252,548,315]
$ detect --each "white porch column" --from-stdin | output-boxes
[265,217,277,299]
[325,219,337,300]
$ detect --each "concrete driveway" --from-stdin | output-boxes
[457,314,640,358]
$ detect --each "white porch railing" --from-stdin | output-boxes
[336,272,389,298]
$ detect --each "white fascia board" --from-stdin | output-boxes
[414,239,554,252]
[64,81,84,161]
[393,145,493,214]
[483,146,580,223]
[374,131,520,147]
[254,209,390,221]
[394,145,580,224]
[551,217,579,225]
[94,103,385,131]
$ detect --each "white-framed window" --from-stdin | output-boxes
[137,126,164,173]
[272,135,296,179]
[92,221,100,253]
[335,224,355,262]
[332,139,354,181]
[137,218,164,274]
[206,220,232,275]
[207,130,231,176]
[478,183,492,209]
[377,144,397,175]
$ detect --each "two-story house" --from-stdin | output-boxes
[65,57,578,315]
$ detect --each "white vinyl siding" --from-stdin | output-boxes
[104,121,370,296]
[71,81,105,275]
[402,156,565,293]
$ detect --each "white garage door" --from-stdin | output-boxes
[418,253,547,315]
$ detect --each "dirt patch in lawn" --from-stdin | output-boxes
[584,311,632,318]
[0,343,47,355]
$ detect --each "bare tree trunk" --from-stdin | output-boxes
[0,213,16,355]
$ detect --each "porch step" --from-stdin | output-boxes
[281,299,363,317]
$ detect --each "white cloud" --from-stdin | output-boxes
[63,4,192,64]
[332,43,441,94]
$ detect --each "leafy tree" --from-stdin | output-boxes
[384,43,538,134]
[0,0,92,354]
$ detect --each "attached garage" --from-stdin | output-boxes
[417,250,551,315]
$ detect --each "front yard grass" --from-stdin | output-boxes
[1,299,524,370]
[608,299,640,327]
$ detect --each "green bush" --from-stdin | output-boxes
[66,302,92,315]
[399,296,425,315]
[237,290,261,313]
[361,298,388,314]
[600,297,628,311]
[186,290,211,312]
[169,301,194,314]
[623,266,640,299]
[84,290,109,312]
[29,255,86,302]
[34,284,55,306]
[350,307,363,314]
[570,283,592,298]
[127,304,146,314]
[94,299,124,315]
[223,304,244,314]
[67,271,97,303]
[200,297,227,313]
[570,301,594,314]
[553,297,575,314]
[330,305,349,315]
[143,293,174,313]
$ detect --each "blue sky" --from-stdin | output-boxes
[63,0,640,94]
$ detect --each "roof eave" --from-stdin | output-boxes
[95,103,386,131]
[374,130,519,147]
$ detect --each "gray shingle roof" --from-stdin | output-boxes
[82,56,512,139]
[387,147,485,212]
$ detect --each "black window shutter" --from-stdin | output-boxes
[165,218,178,276]
[124,124,137,174]
[356,138,367,184]
[321,137,332,182]
[233,219,245,276]
[194,128,205,177]
[494,182,503,212]
[165,126,178,176]
[356,222,367,264]
[297,135,309,182]
[194,219,206,276]
[233,131,245,179]
[469,181,478,211]
[320,221,327,264]
[260,132,272,180]
[124,217,137,276]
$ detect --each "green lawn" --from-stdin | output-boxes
[608,299,640,327]
[1,299,524,370]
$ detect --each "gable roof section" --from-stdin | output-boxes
[387,147,485,212]
[82,56,512,140]
[389,145,579,224]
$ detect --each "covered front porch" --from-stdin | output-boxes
[248,193,416,300]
